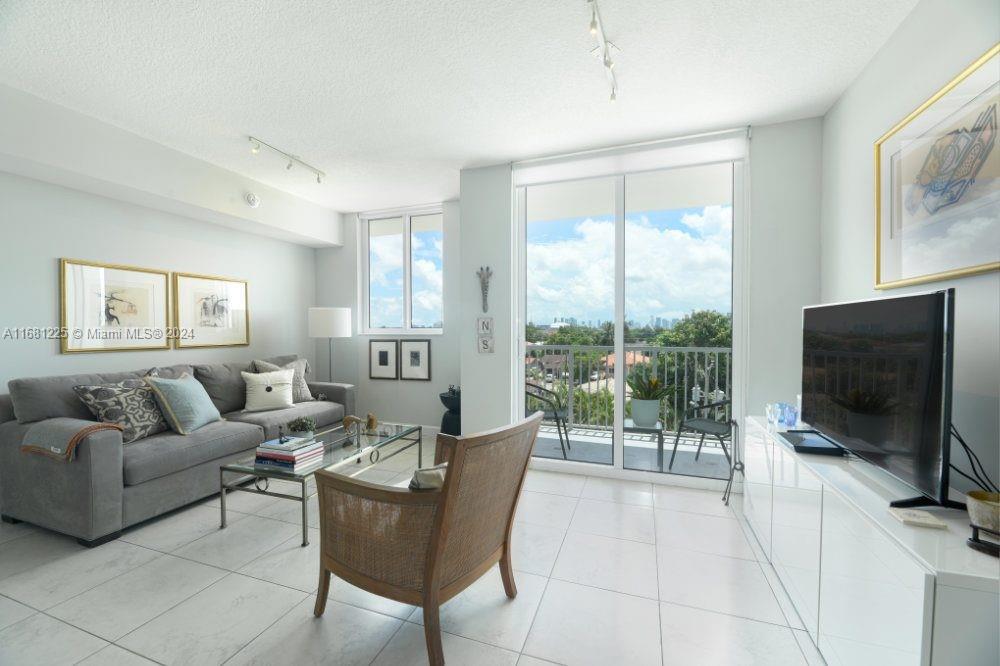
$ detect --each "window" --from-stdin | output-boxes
[362,208,443,333]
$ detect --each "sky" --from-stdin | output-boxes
[526,205,733,326]
[368,226,443,329]
[367,203,732,331]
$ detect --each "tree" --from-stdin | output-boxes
[654,310,732,348]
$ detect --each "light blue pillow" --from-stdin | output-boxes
[144,373,222,435]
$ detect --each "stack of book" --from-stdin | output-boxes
[254,437,324,473]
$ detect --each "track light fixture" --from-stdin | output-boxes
[247,136,326,185]
[586,1,618,103]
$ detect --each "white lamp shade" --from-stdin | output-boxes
[308,307,352,338]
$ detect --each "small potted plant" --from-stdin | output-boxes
[287,416,317,439]
[626,367,672,428]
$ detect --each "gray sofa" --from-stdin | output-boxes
[0,354,355,547]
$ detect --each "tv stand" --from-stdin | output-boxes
[890,495,967,511]
[740,416,998,666]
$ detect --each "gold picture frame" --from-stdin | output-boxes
[60,258,171,353]
[172,272,250,349]
[874,44,1000,289]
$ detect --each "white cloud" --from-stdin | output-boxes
[526,206,733,324]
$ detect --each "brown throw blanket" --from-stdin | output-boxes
[20,418,123,461]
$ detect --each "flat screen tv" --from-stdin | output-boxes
[801,289,955,507]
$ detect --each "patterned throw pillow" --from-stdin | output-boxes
[73,378,168,443]
[250,358,314,403]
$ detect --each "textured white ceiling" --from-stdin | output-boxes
[0,0,917,213]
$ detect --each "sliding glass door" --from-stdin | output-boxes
[622,164,733,479]
[522,178,616,465]
[518,161,737,480]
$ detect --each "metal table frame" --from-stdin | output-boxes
[623,419,665,471]
[219,425,422,546]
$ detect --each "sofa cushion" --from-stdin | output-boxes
[193,354,301,414]
[9,371,143,423]
[242,369,295,412]
[225,400,344,440]
[73,378,168,443]
[145,374,222,435]
[250,358,313,403]
[123,420,264,485]
[147,364,194,380]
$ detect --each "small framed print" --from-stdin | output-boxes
[369,339,399,379]
[61,259,170,353]
[173,272,249,348]
[476,317,494,335]
[400,339,431,381]
[477,335,495,354]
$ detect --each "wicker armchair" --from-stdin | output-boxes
[313,412,544,665]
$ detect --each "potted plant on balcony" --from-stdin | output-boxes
[287,416,317,440]
[627,367,671,428]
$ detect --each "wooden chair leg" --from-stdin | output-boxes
[314,567,331,616]
[423,601,445,666]
[500,546,518,598]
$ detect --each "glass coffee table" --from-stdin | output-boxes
[219,423,423,546]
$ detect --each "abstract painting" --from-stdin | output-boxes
[876,45,999,288]
[369,339,399,379]
[173,272,249,348]
[400,339,431,381]
[61,259,169,352]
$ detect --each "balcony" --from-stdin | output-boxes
[525,344,733,480]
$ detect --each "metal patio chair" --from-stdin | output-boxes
[525,382,571,460]
[668,398,733,470]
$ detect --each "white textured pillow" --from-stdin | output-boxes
[242,369,294,412]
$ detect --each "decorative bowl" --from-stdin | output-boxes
[966,491,1000,532]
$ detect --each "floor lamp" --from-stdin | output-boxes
[308,307,352,382]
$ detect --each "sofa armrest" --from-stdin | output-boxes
[0,418,123,542]
[308,381,356,417]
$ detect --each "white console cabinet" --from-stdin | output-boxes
[741,417,999,666]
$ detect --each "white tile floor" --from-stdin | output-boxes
[0,458,821,665]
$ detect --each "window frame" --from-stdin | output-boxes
[359,204,444,335]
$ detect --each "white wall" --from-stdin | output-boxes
[0,171,318,389]
[746,119,823,414]
[459,164,514,434]
[820,0,1000,492]
[0,85,343,247]
[314,202,461,427]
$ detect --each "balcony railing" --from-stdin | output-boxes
[525,344,732,433]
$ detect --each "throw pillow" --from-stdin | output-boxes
[73,378,168,444]
[144,373,222,435]
[409,462,449,490]
[250,358,313,403]
[241,369,295,412]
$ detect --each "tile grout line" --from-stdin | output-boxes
[517,495,578,663]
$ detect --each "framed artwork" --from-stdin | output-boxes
[173,272,249,348]
[369,339,399,379]
[875,44,999,289]
[60,258,170,353]
[400,339,431,381]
